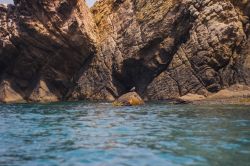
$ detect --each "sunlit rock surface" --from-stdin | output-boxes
[113,92,144,106]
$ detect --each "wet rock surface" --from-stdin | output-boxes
[0,0,249,103]
[113,92,144,106]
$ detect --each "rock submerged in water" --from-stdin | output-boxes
[113,92,144,106]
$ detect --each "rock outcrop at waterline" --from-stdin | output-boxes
[113,92,144,106]
[0,0,249,103]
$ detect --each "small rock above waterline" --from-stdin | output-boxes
[113,92,144,106]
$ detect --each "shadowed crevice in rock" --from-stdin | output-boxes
[96,1,194,98]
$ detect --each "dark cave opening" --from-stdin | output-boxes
[113,58,155,95]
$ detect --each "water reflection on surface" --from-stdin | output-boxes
[0,102,250,166]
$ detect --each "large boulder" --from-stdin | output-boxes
[113,92,144,106]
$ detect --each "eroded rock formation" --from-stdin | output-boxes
[0,0,97,102]
[0,0,249,103]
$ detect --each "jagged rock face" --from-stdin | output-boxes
[0,0,97,103]
[146,0,248,100]
[0,0,249,103]
[72,0,194,100]
[72,0,250,101]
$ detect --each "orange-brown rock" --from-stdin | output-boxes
[113,92,144,106]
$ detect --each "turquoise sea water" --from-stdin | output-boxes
[0,102,250,166]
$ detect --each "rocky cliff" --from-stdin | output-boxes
[0,0,249,103]
[0,0,97,103]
